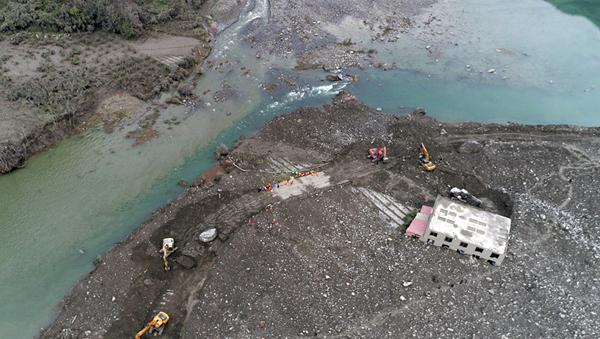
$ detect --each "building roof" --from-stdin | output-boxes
[428,196,511,254]
[406,205,433,237]
[406,218,428,237]
[420,205,433,215]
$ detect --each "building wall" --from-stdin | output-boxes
[420,229,506,265]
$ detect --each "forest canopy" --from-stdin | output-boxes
[0,0,208,39]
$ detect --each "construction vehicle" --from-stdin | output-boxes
[419,143,436,171]
[159,238,178,271]
[450,187,482,207]
[135,311,170,338]
[367,146,388,163]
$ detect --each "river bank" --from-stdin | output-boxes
[40,91,600,338]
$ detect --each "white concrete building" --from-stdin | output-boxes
[419,196,511,265]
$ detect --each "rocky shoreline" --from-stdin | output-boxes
[40,92,600,339]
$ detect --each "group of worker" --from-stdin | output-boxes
[258,170,318,194]
[298,170,318,177]
[258,176,293,194]
[258,183,275,193]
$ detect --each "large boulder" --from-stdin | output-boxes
[413,107,427,116]
[326,73,343,81]
[199,228,218,242]
[214,144,229,159]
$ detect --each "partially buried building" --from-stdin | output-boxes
[407,195,511,265]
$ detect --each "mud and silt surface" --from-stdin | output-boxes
[41,92,600,339]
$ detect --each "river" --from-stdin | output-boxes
[0,0,599,337]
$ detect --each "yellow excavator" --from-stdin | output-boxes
[159,238,178,271]
[419,143,436,171]
[135,311,170,338]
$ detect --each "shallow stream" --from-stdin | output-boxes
[1,0,599,337]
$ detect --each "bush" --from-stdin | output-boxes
[177,83,194,97]
[5,67,100,115]
[399,209,418,232]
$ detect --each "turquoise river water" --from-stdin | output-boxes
[1,0,599,337]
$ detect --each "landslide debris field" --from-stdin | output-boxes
[42,93,600,339]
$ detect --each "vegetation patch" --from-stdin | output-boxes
[126,110,160,146]
[128,126,160,147]
[0,0,211,40]
[108,56,170,100]
[5,66,101,116]
[399,209,417,232]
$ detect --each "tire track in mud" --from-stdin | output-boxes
[555,144,600,210]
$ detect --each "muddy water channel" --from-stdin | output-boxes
[1,0,600,337]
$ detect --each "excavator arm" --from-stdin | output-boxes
[163,243,170,270]
[160,238,177,271]
[135,321,155,339]
[420,143,430,161]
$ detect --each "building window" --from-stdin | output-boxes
[444,236,453,243]
[490,252,500,259]
[442,244,450,249]
[430,232,438,237]
[475,247,484,253]
[460,242,468,248]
